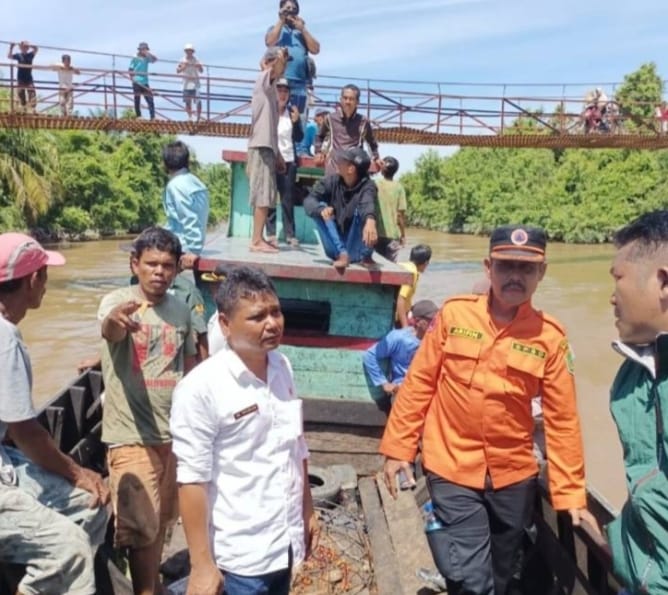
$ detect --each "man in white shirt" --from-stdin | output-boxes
[177,43,203,122]
[171,266,318,595]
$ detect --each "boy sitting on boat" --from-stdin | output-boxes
[303,146,378,270]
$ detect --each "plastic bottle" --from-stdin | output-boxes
[422,500,444,533]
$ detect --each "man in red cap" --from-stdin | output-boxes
[0,232,109,594]
[380,224,597,595]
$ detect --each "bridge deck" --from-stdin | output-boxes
[3,113,668,149]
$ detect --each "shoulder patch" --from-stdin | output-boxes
[558,339,575,374]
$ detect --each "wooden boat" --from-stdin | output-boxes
[21,364,624,594]
[1,153,628,593]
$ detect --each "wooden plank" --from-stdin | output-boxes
[376,472,437,594]
[305,424,384,474]
[358,477,404,595]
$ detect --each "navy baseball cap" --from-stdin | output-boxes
[337,147,370,174]
[489,225,546,263]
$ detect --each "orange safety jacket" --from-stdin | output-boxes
[379,294,587,511]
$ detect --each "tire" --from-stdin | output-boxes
[308,465,341,507]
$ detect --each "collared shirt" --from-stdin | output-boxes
[163,169,210,255]
[171,347,309,575]
[380,294,586,511]
[206,313,226,355]
[363,328,421,387]
[270,25,308,87]
[248,69,279,152]
[0,316,36,485]
[315,109,379,175]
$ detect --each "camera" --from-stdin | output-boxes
[280,5,298,17]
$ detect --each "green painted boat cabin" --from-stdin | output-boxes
[197,151,413,426]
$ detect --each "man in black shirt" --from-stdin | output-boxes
[304,147,378,270]
[7,41,38,114]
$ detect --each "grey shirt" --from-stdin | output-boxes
[248,69,279,153]
[0,316,36,485]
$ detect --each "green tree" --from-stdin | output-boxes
[614,63,663,132]
[0,128,59,229]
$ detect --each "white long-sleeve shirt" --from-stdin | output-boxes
[170,346,309,575]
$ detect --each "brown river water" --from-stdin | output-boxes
[21,228,626,510]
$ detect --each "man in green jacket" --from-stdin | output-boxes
[607,209,668,594]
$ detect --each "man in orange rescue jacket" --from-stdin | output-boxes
[380,224,598,595]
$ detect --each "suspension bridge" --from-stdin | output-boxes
[2,42,668,150]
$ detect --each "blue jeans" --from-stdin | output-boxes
[312,208,373,263]
[0,447,109,595]
[223,558,292,595]
[289,87,307,114]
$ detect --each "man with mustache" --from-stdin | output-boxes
[606,210,668,594]
[380,224,596,595]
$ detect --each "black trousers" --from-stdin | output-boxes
[132,82,155,119]
[426,473,537,595]
[266,161,297,239]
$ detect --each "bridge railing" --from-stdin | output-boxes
[0,42,665,137]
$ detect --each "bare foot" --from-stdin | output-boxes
[250,241,279,254]
[332,253,350,270]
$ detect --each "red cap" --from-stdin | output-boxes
[0,233,65,282]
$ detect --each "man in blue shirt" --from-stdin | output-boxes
[296,108,327,157]
[265,0,320,115]
[363,300,439,397]
[163,141,210,262]
[129,41,157,119]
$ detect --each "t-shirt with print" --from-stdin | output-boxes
[0,316,37,485]
[375,178,407,240]
[98,286,196,446]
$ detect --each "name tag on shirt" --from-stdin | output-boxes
[234,404,259,420]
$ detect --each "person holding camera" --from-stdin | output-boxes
[265,0,320,115]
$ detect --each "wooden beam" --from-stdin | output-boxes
[358,477,403,595]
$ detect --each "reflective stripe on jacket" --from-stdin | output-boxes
[379,293,587,510]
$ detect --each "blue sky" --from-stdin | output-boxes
[6,0,668,169]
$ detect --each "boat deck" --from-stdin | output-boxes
[197,234,414,287]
